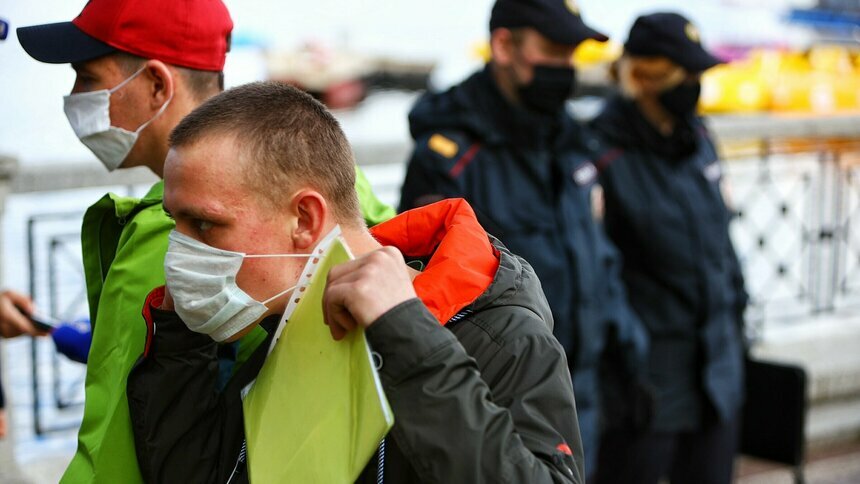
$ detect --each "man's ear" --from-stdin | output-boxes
[289,189,328,251]
[142,59,175,111]
[490,28,515,67]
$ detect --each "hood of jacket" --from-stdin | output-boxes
[371,198,554,330]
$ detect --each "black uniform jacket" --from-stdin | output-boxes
[591,95,747,432]
[400,67,647,465]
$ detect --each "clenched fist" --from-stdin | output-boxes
[322,246,418,340]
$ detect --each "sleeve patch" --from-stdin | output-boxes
[428,133,459,159]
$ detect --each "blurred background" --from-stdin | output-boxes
[0,0,859,482]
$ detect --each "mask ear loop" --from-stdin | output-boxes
[239,253,319,305]
[108,65,147,95]
[266,253,326,354]
[134,90,173,135]
[107,65,175,135]
[260,225,345,354]
[244,254,314,259]
[245,252,317,308]
[261,284,297,306]
[133,69,175,135]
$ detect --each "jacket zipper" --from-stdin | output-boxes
[227,438,384,483]
[370,308,470,484]
[446,309,473,326]
[226,439,247,484]
[376,438,386,484]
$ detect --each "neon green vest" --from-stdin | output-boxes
[62,167,395,483]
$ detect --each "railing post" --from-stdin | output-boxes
[0,154,29,482]
[813,149,841,313]
[0,156,16,214]
[829,148,851,311]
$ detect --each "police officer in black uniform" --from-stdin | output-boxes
[590,13,747,484]
[399,0,648,477]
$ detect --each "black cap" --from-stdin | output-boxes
[490,0,608,46]
[624,13,721,72]
[17,21,116,64]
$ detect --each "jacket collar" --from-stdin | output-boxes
[370,198,500,325]
[592,94,702,162]
[464,65,561,148]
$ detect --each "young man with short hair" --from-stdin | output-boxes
[127,81,584,483]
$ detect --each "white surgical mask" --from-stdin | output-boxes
[63,66,173,171]
[165,226,342,342]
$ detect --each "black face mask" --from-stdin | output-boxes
[517,65,576,115]
[658,81,701,118]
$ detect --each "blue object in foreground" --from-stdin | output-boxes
[52,319,92,364]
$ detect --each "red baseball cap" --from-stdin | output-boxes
[18,0,233,71]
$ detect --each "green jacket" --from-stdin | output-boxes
[62,167,395,484]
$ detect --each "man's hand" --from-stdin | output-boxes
[0,409,6,439]
[0,290,45,338]
[323,246,418,341]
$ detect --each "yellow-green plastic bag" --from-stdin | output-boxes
[242,238,394,483]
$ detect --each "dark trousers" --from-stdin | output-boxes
[593,416,739,484]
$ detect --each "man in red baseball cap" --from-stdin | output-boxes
[18,2,396,481]
[18,1,233,482]
[18,0,232,173]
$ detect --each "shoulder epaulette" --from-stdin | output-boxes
[428,133,460,159]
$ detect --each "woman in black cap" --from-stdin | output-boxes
[590,12,747,484]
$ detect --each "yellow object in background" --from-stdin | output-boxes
[573,39,622,67]
[701,46,860,114]
[771,71,859,113]
[808,45,855,74]
[700,64,770,113]
[243,238,394,483]
[772,46,860,113]
[472,38,624,67]
[473,41,492,63]
[471,36,859,114]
